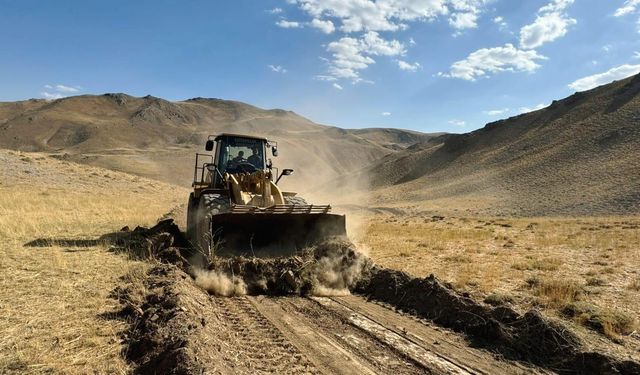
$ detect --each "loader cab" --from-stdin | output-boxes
[211,134,267,172]
[201,134,272,188]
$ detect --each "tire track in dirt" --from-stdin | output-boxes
[246,295,540,375]
[328,296,541,374]
[212,296,316,374]
[247,295,423,374]
[314,297,477,375]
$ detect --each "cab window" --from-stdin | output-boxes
[217,137,264,172]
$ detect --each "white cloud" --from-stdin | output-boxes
[40,83,80,100]
[314,75,338,81]
[276,19,302,28]
[310,18,335,33]
[268,7,283,14]
[324,31,405,81]
[633,51,640,59]
[55,84,79,93]
[332,83,344,90]
[602,44,612,53]
[519,0,576,50]
[614,0,640,17]
[447,0,492,31]
[409,37,416,45]
[397,60,421,72]
[614,0,640,33]
[568,64,640,91]
[518,103,548,114]
[362,31,406,55]
[493,15,507,30]
[288,0,492,82]
[538,0,574,13]
[291,0,457,33]
[445,43,546,81]
[448,119,466,127]
[484,108,509,116]
[41,92,64,100]
[381,111,391,116]
[449,12,478,30]
[268,64,288,73]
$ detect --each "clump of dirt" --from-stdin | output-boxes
[355,266,640,374]
[199,239,370,296]
[102,219,193,266]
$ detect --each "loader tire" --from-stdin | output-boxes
[186,193,197,238]
[191,194,230,261]
[284,196,308,205]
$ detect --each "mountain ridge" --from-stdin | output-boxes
[0,93,440,192]
[361,73,640,215]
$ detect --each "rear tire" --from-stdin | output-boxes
[284,196,308,205]
[190,193,230,259]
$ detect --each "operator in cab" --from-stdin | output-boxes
[232,151,246,163]
[248,148,262,168]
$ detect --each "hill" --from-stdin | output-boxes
[363,74,640,216]
[0,94,436,193]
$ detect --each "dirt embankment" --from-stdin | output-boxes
[109,220,640,375]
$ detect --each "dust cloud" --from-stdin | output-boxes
[194,269,247,296]
[192,239,370,297]
[308,241,368,296]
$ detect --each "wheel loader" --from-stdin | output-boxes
[186,133,346,258]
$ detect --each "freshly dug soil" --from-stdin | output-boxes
[115,264,331,374]
[200,239,370,296]
[355,266,640,374]
[112,219,640,375]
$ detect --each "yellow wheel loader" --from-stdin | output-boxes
[187,133,346,258]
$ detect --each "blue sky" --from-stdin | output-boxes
[1,0,639,133]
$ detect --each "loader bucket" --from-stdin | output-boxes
[209,210,347,257]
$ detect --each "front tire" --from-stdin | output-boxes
[191,193,230,259]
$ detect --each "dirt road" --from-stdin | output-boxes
[238,294,539,374]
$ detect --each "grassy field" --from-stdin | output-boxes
[0,151,187,374]
[358,214,640,355]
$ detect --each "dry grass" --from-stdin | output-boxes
[358,214,640,350]
[562,302,638,339]
[528,277,583,308]
[0,153,187,374]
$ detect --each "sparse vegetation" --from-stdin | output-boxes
[0,150,186,374]
[361,215,640,349]
[530,278,584,308]
[586,277,607,286]
[484,293,514,306]
[562,302,638,339]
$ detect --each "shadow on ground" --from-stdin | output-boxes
[23,219,193,260]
